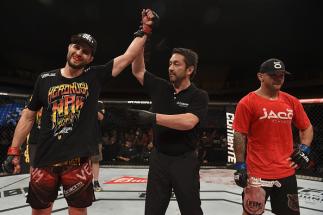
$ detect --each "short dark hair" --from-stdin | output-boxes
[172,48,198,80]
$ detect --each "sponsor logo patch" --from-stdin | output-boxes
[104,176,147,184]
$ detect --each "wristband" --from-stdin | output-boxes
[7,147,20,156]
[234,162,246,170]
[299,144,311,154]
[142,24,152,34]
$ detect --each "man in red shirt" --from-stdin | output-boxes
[233,58,313,215]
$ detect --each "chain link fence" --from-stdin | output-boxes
[297,100,323,178]
[0,93,26,168]
[0,92,322,179]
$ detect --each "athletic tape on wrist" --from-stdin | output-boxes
[234,162,246,170]
[7,147,20,156]
[299,144,311,154]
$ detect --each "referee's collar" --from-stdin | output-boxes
[173,83,196,95]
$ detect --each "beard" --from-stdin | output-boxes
[269,82,283,92]
[169,73,185,85]
[169,75,175,83]
[67,58,87,69]
[67,54,88,70]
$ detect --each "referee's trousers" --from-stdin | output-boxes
[145,150,203,215]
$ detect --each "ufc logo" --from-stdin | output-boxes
[273,61,282,69]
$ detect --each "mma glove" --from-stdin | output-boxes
[2,146,21,174]
[291,143,311,169]
[128,109,156,126]
[234,162,248,188]
[107,107,156,127]
[134,9,159,37]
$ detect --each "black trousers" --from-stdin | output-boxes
[145,150,203,215]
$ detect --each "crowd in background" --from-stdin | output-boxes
[100,127,227,165]
[0,124,228,168]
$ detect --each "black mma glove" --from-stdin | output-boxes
[2,147,21,174]
[234,162,248,188]
[134,9,159,37]
[107,107,156,127]
[128,109,156,126]
[291,143,311,169]
[106,107,131,127]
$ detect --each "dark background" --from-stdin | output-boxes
[1,0,323,101]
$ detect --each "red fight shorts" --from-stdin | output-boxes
[27,159,94,209]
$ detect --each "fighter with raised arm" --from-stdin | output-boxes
[2,9,158,215]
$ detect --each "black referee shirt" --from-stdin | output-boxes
[144,72,209,156]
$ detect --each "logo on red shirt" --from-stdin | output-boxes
[259,108,293,120]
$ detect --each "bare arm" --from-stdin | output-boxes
[156,113,199,131]
[112,9,157,77]
[11,108,36,148]
[112,36,147,77]
[98,112,104,121]
[131,47,145,85]
[117,156,130,162]
[233,131,247,163]
[299,124,313,147]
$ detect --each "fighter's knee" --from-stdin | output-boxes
[68,206,87,215]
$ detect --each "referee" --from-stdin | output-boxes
[131,47,209,215]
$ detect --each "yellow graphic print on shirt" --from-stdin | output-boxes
[25,108,42,163]
[48,82,89,139]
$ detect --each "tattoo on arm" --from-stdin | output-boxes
[234,132,247,162]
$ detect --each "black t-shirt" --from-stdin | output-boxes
[96,102,105,144]
[144,72,209,156]
[27,61,113,167]
[28,109,42,145]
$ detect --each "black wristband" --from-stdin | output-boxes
[134,29,145,38]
